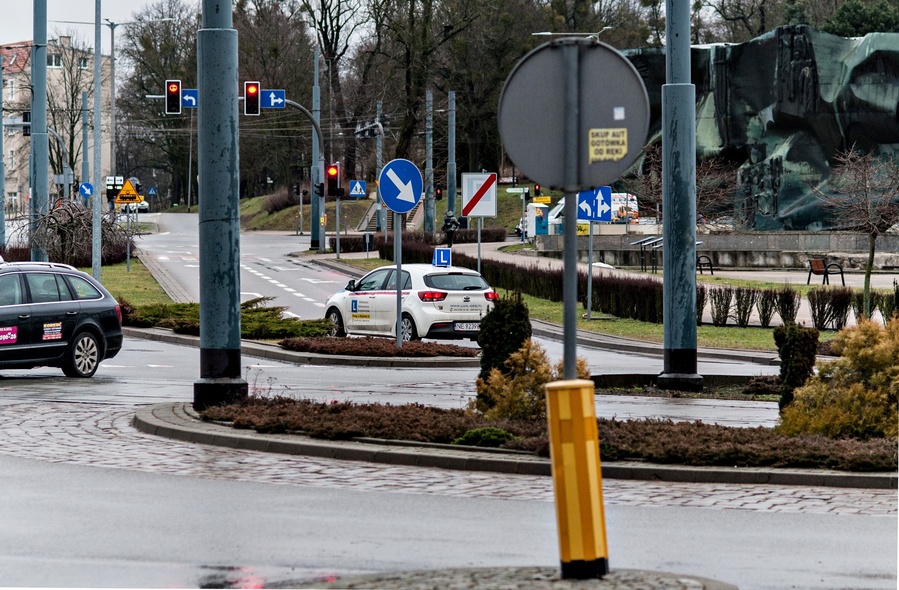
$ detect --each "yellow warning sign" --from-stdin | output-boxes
[115,179,143,204]
[588,128,628,163]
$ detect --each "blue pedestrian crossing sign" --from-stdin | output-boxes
[78,183,94,197]
[147,187,158,196]
[349,180,367,197]
[576,186,613,222]
[378,159,422,214]
[432,248,452,267]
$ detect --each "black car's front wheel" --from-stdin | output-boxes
[62,331,102,378]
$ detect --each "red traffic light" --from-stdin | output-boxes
[164,79,182,115]
[534,184,542,196]
[327,165,339,178]
[244,81,261,115]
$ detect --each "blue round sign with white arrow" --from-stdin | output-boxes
[378,158,422,214]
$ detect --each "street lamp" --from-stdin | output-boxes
[52,17,174,175]
[531,27,613,40]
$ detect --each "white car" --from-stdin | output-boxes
[120,201,149,214]
[324,263,497,342]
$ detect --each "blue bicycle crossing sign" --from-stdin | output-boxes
[378,159,422,214]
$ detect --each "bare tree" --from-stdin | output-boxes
[816,147,899,317]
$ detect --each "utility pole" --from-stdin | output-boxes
[192,0,248,409]
[447,91,457,217]
[377,100,385,241]
[658,0,702,391]
[424,90,434,233]
[91,0,103,279]
[311,46,323,251]
[1,55,6,249]
[31,0,50,262]
[81,92,89,205]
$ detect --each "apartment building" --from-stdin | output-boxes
[2,36,111,213]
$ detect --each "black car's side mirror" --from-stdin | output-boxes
[345,279,356,291]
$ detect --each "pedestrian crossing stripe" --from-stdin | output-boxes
[349,180,367,196]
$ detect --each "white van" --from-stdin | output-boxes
[547,193,639,233]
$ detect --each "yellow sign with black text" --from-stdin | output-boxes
[115,179,143,204]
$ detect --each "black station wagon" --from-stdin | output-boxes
[0,260,123,377]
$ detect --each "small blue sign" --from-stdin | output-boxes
[182,89,198,108]
[78,183,94,197]
[576,186,613,222]
[147,186,158,196]
[378,159,423,214]
[432,248,452,267]
[351,299,358,313]
[262,89,286,109]
[349,180,367,197]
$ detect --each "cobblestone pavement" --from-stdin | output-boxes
[0,401,894,517]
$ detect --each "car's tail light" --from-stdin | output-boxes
[114,304,123,325]
[418,290,447,302]
[484,291,499,301]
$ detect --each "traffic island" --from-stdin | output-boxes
[300,566,738,589]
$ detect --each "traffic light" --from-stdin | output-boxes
[326,163,340,197]
[435,182,444,200]
[313,182,324,198]
[534,184,541,196]
[244,81,261,115]
[165,80,181,115]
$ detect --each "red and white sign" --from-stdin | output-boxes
[0,326,17,344]
[461,173,497,218]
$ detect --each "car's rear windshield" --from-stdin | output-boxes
[424,272,489,291]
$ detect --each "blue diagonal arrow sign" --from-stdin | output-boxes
[378,159,422,214]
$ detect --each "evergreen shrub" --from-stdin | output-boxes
[773,323,819,410]
[779,319,899,440]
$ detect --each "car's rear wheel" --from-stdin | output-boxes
[401,314,419,342]
[327,308,346,337]
[62,331,101,378]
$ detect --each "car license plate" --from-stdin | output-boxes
[454,322,479,331]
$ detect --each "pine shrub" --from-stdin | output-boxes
[472,339,589,421]
[733,287,759,327]
[757,288,778,328]
[453,427,518,447]
[774,286,801,324]
[779,319,899,440]
[477,290,532,382]
[773,323,819,410]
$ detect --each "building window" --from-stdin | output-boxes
[8,149,16,168]
[47,54,62,68]
[4,79,14,101]
[78,57,90,69]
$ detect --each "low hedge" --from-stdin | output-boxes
[201,396,898,472]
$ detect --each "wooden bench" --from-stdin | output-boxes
[697,255,714,275]
[807,258,844,285]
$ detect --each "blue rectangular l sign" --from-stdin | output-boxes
[432,248,452,267]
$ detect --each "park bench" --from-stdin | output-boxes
[697,254,714,275]
[806,258,844,285]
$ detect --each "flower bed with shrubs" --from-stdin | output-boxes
[199,395,897,472]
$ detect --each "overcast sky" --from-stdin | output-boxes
[1,1,154,53]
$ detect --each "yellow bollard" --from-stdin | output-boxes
[545,379,609,579]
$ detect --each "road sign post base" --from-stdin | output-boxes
[193,378,248,411]
[657,372,703,392]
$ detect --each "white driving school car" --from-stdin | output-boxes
[324,263,497,342]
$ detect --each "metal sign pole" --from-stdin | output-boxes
[394,211,402,349]
[477,217,482,274]
[587,221,593,320]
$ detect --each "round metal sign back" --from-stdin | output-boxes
[498,38,650,191]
